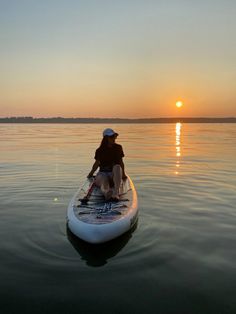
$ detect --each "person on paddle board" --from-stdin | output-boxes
[87,128,127,201]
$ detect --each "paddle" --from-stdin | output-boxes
[79,177,96,205]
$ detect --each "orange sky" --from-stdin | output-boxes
[1,1,236,118]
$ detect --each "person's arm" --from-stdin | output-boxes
[120,159,127,180]
[87,160,100,178]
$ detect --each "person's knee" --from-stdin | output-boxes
[113,164,122,172]
[95,174,105,186]
[95,176,101,186]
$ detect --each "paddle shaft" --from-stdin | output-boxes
[80,179,96,204]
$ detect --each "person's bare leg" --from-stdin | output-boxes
[112,164,122,199]
[95,174,112,200]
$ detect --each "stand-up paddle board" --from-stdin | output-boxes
[67,175,138,244]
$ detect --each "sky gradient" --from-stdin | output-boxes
[1,0,236,118]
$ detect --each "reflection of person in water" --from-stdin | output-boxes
[87,128,127,202]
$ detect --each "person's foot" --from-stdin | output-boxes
[110,193,120,202]
[110,196,119,202]
[104,189,113,200]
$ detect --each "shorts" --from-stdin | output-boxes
[97,171,112,178]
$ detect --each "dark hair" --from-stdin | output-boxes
[99,136,109,150]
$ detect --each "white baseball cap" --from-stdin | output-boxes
[103,128,118,137]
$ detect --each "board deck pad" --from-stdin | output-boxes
[73,179,132,224]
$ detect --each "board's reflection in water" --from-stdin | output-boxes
[66,221,138,267]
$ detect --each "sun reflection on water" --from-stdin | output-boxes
[175,123,182,174]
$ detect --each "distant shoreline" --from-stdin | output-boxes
[0,117,236,123]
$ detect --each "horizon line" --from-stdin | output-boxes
[1,116,236,124]
[1,116,236,120]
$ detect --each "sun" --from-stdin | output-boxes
[176,101,183,108]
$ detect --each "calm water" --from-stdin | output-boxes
[1,123,236,314]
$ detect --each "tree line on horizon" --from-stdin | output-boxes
[0,116,236,123]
